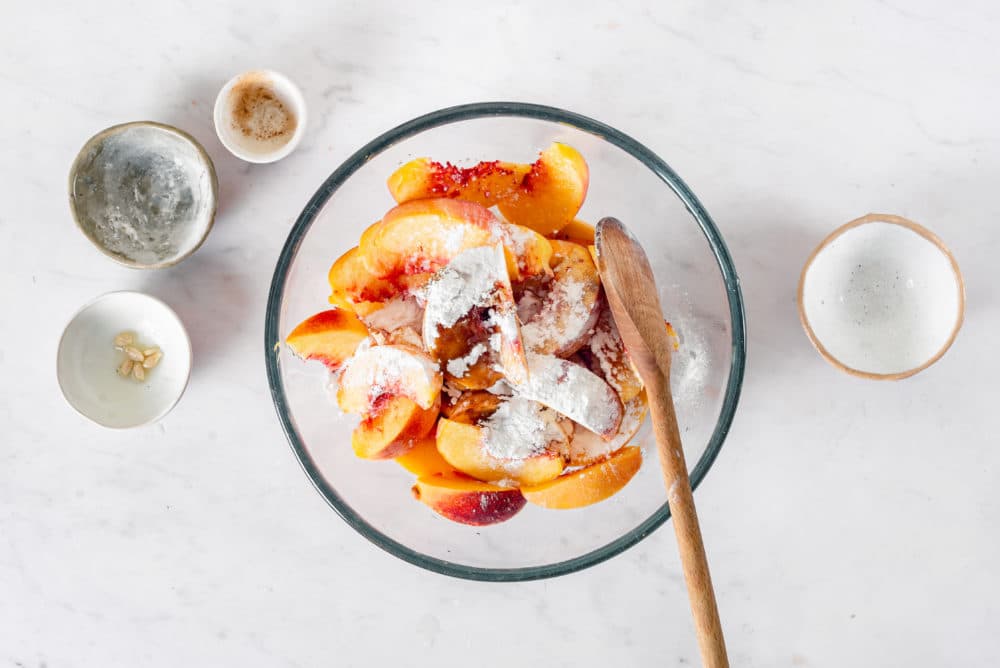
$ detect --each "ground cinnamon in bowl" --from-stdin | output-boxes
[228,76,297,147]
[214,69,306,163]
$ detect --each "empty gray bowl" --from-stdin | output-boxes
[69,121,219,268]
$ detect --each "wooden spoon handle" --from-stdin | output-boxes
[647,373,729,668]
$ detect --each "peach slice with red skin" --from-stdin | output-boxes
[361,198,499,277]
[387,143,589,236]
[411,474,526,526]
[328,246,431,315]
[285,309,369,371]
[436,416,565,486]
[388,158,531,208]
[521,240,602,357]
[336,345,442,414]
[352,395,439,460]
[498,143,589,235]
[361,198,552,283]
[521,446,643,509]
[395,436,455,477]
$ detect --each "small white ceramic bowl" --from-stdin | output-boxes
[213,69,307,164]
[57,292,192,428]
[798,214,965,380]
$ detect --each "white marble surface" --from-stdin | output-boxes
[2,1,998,665]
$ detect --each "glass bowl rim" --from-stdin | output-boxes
[265,101,747,582]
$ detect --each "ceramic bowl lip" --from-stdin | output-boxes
[264,101,747,581]
[213,69,308,164]
[68,121,220,270]
[797,213,966,381]
[56,290,193,429]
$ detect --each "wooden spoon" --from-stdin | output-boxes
[595,217,729,668]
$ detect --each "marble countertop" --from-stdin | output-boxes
[3,1,998,665]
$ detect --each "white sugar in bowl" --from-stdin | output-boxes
[798,214,965,380]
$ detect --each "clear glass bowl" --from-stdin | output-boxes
[265,103,746,581]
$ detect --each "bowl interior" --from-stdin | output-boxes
[69,123,217,268]
[800,217,963,378]
[268,106,744,579]
[58,292,192,428]
[213,70,307,164]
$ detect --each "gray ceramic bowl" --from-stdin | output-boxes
[69,121,218,269]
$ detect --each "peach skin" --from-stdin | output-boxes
[352,395,439,460]
[285,309,370,371]
[411,474,526,526]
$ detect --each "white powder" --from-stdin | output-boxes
[422,245,507,347]
[485,379,513,396]
[562,395,647,463]
[362,295,423,334]
[521,277,596,355]
[516,288,543,323]
[516,353,623,438]
[481,396,566,460]
[442,383,463,402]
[589,307,640,397]
[505,224,534,257]
[339,345,440,410]
[446,342,487,378]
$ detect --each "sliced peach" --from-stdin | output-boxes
[328,247,431,314]
[422,245,528,388]
[497,143,589,235]
[505,224,554,281]
[337,345,442,414]
[388,158,531,208]
[360,198,502,278]
[436,414,565,486]
[361,198,552,283]
[395,436,455,477]
[411,474,526,526]
[521,240,602,357]
[352,395,440,460]
[516,353,623,439]
[285,309,369,371]
[557,392,648,466]
[588,305,644,403]
[522,446,643,509]
[440,391,503,424]
[550,219,595,245]
[387,143,588,236]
